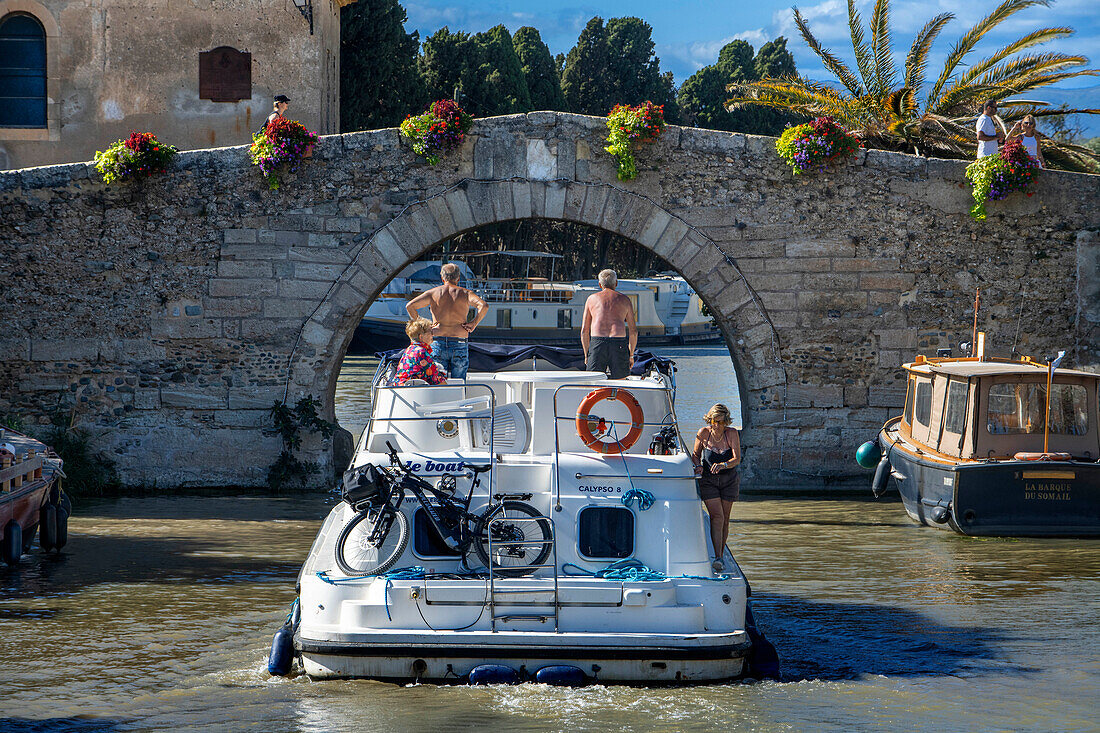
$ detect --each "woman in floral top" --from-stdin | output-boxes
[394,318,448,385]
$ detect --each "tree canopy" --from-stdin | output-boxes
[340,0,424,132]
[727,0,1100,170]
[513,26,567,111]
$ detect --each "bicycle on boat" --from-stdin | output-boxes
[335,442,552,577]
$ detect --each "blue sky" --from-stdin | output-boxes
[401,0,1099,92]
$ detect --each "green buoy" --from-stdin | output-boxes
[856,440,881,469]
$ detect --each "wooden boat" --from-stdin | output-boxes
[869,351,1100,537]
[1,428,69,564]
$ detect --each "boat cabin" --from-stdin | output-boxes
[899,357,1100,461]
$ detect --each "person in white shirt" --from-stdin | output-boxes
[976,99,1004,158]
[1006,114,1047,168]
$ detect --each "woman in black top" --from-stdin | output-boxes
[692,403,741,573]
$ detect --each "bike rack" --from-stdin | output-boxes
[487,514,559,632]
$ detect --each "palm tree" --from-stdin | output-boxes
[726,0,1099,170]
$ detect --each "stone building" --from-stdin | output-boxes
[0,0,357,170]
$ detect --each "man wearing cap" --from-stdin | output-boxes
[263,95,290,131]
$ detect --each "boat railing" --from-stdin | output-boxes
[364,381,499,496]
[472,283,574,304]
[487,513,560,632]
[550,383,687,511]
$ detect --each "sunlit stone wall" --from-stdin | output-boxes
[1,112,1097,489]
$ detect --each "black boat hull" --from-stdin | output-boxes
[881,431,1100,537]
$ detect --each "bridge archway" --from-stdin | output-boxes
[284,178,783,481]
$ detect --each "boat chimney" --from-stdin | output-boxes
[976,332,987,360]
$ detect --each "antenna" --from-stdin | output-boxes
[970,288,981,358]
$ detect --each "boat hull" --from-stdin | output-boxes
[297,631,750,683]
[882,430,1100,537]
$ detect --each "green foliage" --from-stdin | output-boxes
[513,26,566,111]
[677,37,801,135]
[471,25,532,115]
[419,28,480,108]
[605,101,666,180]
[964,139,1040,221]
[93,132,177,184]
[775,116,861,174]
[561,17,613,115]
[264,396,335,491]
[727,0,1100,171]
[561,16,678,121]
[340,0,425,132]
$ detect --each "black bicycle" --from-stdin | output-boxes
[335,442,552,577]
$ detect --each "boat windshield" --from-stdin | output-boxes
[987,382,1089,435]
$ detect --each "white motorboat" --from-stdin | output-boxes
[281,346,772,684]
[353,254,720,350]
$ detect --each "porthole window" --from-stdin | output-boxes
[0,13,47,128]
[578,506,634,559]
[412,508,460,558]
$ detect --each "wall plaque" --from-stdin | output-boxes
[199,47,252,102]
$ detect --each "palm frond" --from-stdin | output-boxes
[903,13,954,105]
[934,54,1089,113]
[726,78,862,125]
[847,0,877,93]
[888,88,917,122]
[793,7,864,95]
[956,27,1074,87]
[869,0,896,96]
[926,0,1049,111]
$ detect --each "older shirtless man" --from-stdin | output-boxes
[581,269,637,379]
[405,262,488,380]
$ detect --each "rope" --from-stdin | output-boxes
[561,558,728,582]
[315,566,491,621]
[621,487,655,511]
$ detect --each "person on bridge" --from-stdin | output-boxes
[580,269,637,379]
[262,94,290,133]
[975,99,1004,159]
[405,262,488,381]
[692,403,742,574]
[393,318,447,385]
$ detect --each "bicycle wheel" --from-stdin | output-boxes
[335,506,409,576]
[474,501,553,577]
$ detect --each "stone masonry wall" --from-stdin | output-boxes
[0,111,1097,489]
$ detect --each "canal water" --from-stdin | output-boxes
[2,347,1097,731]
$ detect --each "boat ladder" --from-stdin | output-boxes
[487,514,559,632]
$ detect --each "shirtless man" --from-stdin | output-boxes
[580,269,637,379]
[405,262,488,380]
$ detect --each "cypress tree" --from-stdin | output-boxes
[418,27,479,107]
[471,25,532,116]
[340,0,424,131]
[513,26,566,111]
[753,37,797,79]
[561,17,612,115]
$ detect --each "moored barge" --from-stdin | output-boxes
[867,353,1100,537]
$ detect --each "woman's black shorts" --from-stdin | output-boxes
[698,469,740,502]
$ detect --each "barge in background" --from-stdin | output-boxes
[1,428,70,564]
[352,255,720,351]
[864,349,1100,537]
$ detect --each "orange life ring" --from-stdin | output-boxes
[575,388,645,454]
[1013,452,1072,461]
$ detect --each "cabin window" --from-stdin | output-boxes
[578,506,634,559]
[913,380,932,426]
[412,508,461,557]
[943,381,969,434]
[496,309,511,329]
[904,377,915,425]
[987,383,1089,435]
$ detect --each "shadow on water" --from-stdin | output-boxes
[0,532,302,599]
[0,719,131,732]
[750,593,1029,682]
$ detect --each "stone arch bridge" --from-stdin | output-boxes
[1,112,1097,489]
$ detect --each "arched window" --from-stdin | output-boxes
[0,13,46,128]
